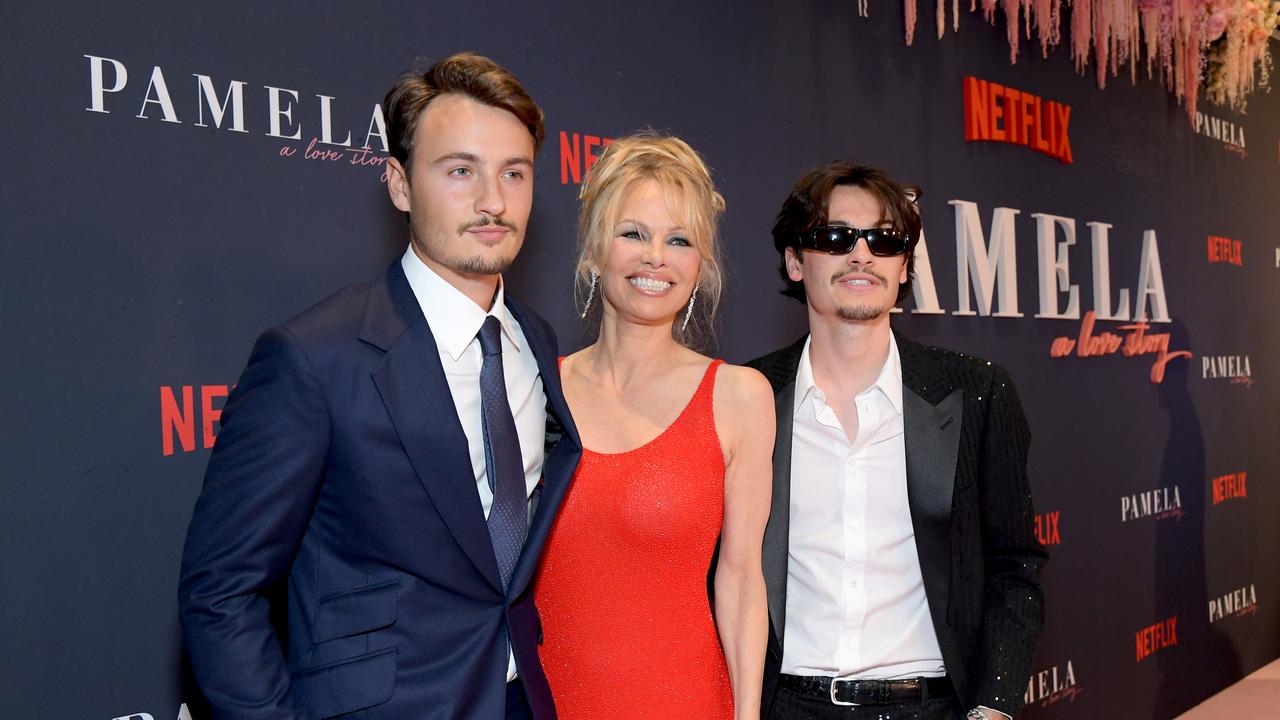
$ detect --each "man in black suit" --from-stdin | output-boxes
[178,53,580,719]
[748,163,1046,720]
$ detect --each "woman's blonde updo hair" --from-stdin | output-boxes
[574,132,726,348]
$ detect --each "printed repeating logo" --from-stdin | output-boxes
[1208,584,1259,623]
[1121,485,1184,522]
[1024,660,1082,707]
[1210,472,1247,505]
[889,197,1190,383]
[1206,235,1243,266]
[1201,355,1253,387]
[963,76,1073,163]
[1034,511,1061,546]
[559,131,615,184]
[162,384,232,456]
[1135,615,1179,662]
[113,704,194,720]
[1194,111,1247,158]
[84,54,390,177]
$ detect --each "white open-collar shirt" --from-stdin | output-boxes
[781,332,947,680]
[401,246,546,681]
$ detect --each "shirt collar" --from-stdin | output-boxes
[794,330,904,415]
[400,245,522,362]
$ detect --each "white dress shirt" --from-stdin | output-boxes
[781,333,947,680]
[401,246,546,681]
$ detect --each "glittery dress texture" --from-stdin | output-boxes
[536,360,733,719]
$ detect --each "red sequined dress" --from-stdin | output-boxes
[536,359,732,719]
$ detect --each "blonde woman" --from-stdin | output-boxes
[535,134,773,719]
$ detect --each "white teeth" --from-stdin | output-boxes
[847,278,873,286]
[629,277,673,291]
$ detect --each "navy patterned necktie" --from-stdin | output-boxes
[476,315,526,590]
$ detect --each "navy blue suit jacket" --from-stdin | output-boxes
[178,262,581,719]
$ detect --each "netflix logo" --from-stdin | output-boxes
[1207,235,1243,265]
[161,384,232,456]
[963,76,1072,164]
[1034,511,1061,546]
[559,131,614,184]
[1135,615,1178,662]
[1211,472,1247,505]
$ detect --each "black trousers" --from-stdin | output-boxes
[768,683,965,720]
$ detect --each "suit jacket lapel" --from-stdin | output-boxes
[898,335,962,629]
[362,263,503,592]
[506,298,581,598]
[763,380,794,643]
[750,336,807,648]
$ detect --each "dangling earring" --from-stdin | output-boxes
[680,285,698,333]
[579,270,599,319]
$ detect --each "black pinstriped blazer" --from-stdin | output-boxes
[747,333,1047,718]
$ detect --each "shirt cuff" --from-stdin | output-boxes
[977,705,1012,720]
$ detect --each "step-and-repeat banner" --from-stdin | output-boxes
[2,1,1277,718]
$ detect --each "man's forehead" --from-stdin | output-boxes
[416,94,533,151]
[827,186,890,225]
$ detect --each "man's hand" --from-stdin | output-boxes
[970,707,1012,720]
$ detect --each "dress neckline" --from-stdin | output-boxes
[562,358,722,457]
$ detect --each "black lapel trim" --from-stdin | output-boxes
[897,332,965,686]
[746,336,806,648]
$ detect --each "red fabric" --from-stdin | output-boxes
[536,359,732,719]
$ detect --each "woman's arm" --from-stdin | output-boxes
[713,364,775,720]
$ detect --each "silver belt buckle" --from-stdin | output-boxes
[829,678,860,706]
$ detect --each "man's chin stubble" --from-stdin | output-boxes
[835,303,891,321]
[452,255,515,276]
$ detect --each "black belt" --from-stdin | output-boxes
[779,673,952,706]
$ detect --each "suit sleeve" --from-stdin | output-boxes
[974,365,1047,716]
[177,326,331,720]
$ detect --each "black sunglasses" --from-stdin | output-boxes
[799,226,910,257]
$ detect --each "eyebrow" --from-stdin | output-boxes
[828,218,895,228]
[429,152,534,168]
[616,219,688,234]
[431,152,480,165]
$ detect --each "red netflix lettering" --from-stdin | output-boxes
[964,76,989,141]
[161,384,234,456]
[1034,511,1061,545]
[1207,236,1243,266]
[1211,472,1247,505]
[161,386,195,456]
[963,77,1073,164]
[559,131,615,185]
[1135,616,1178,662]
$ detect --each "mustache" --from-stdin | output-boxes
[831,266,888,285]
[458,217,518,234]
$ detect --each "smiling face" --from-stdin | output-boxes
[386,93,535,282]
[597,179,702,329]
[785,184,909,323]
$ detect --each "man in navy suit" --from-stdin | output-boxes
[178,53,581,720]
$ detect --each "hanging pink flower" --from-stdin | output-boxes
[891,0,1276,120]
[1207,10,1229,39]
